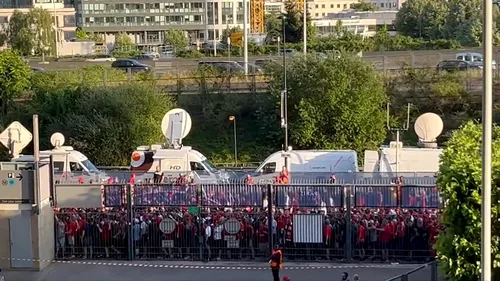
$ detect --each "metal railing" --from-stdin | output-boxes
[52,183,442,262]
[384,260,439,281]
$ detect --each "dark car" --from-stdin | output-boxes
[436,60,480,72]
[31,67,45,72]
[111,59,151,73]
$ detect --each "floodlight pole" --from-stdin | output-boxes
[481,0,493,278]
[386,103,411,176]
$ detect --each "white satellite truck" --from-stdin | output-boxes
[363,112,444,177]
[129,108,229,183]
[12,132,108,183]
[255,149,358,174]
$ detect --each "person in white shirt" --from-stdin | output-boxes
[204,219,212,260]
[213,221,224,261]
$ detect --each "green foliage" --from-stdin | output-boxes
[351,1,378,11]
[112,33,140,58]
[75,28,87,39]
[164,30,189,54]
[3,8,55,56]
[395,0,490,46]
[435,122,500,281]
[0,50,31,114]
[260,53,387,154]
[221,26,243,46]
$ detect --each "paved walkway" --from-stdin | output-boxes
[1,261,432,281]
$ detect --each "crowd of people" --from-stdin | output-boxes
[54,204,441,262]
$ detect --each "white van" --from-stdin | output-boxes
[455,52,497,69]
[255,150,358,174]
[12,146,108,182]
[130,145,229,183]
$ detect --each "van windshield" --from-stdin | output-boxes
[81,159,99,173]
[202,160,218,173]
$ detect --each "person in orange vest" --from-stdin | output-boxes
[279,166,289,184]
[269,244,283,281]
[244,174,255,185]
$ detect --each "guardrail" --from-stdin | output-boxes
[384,260,439,281]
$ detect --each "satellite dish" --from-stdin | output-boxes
[414,113,443,145]
[161,108,192,148]
[50,132,65,149]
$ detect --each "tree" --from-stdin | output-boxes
[351,1,378,11]
[220,26,242,46]
[265,14,282,44]
[0,50,31,115]
[436,121,500,281]
[442,0,482,45]
[113,32,139,57]
[29,8,56,55]
[7,10,34,55]
[164,30,189,54]
[258,53,387,154]
[75,28,88,39]
[395,0,448,40]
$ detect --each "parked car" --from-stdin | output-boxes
[31,67,45,72]
[198,61,245,73]
[131,53,159,61]
[111,59,151,73]
[436,60,480,72]
[85,54,116,62]
[236,61,263,74]
[455,52,496,70]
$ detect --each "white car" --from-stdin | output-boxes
[85,55,116,62]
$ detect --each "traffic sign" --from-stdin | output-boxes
[224,218,241,234]
[187,206,199,215]
[0,121,33,157]
[230,33,243,47]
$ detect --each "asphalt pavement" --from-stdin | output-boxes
[1,261,439,281]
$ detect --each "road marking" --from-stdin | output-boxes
[0,257,422,270]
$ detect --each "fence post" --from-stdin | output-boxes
[431,260,438,281]
[198,183,204,261]
[345,185,352,262]
[126,184,134,260]
[267,184,273,255]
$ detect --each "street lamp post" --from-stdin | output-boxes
[281,15,289,168]
[229,116,238,166]
[303,0,307,55]
[481,0,493,279]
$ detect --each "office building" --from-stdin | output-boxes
[308,0,404,19]
[0,0,76,41]
[312,10,397,36]
[75,0,250,45]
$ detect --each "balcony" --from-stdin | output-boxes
[83,20,205,31]
[83,8,204,15]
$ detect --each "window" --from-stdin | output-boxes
[53,161,65,172]
[63,31,76,40]
[343,4,347,8]
[315,4,318,8]
[321,4,325,8]
[70,162,84,172]
[64,15,76,27]
[380,3,384,7]
[330,4,333,8]
[315,13,319,17]
[262,162,276,174]
[190,161,209,175]
[337,4,340,8]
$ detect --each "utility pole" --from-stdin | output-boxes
[280,15,289,168]
[386,103,410,176]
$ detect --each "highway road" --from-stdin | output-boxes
[27,48,487,73]
[1,261,442,281]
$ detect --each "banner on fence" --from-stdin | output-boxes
[201,184,264,206]
[275,185,343,207]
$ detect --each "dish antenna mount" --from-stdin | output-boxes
[386,103,411,175]
[50,132,65,149]
[414,113,443,148]
[161,108,192,149]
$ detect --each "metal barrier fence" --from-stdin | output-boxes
[53,183,441,263]
[384,260,439,281]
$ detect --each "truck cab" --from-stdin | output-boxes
[13,146,108,183]
[130,145,228,183]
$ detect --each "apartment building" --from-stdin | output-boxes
[312,10,397,36]
[75,0,250,45]
[309,0,404,19]
[0,0,76,41]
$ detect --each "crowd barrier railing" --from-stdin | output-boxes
[52,183,441,263]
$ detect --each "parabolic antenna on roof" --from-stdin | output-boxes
[50,132,65,148]
[161,108,192,146]
[414,113,443,142]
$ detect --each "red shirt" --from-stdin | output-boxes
[324,225,332,239]
[357,225,365,243]
[379,224,393,242]
[258,225,268,243]
[66,221,78,237]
